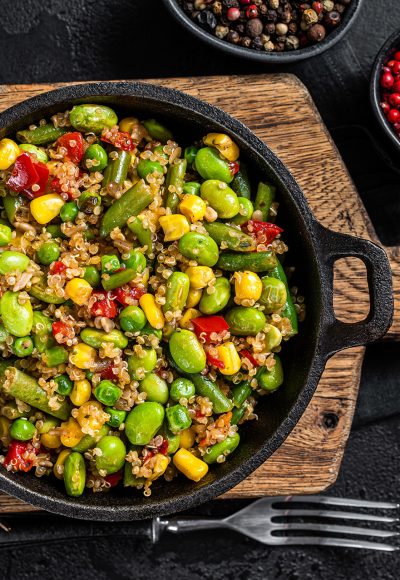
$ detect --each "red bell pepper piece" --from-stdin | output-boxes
[112,286,145,306]
[240,349,259,367]
[52,321,74,343]
[229,161,240,176]
[245,220,283,246]
[104,471,123,488]
[192,316,229,343]
[90,290,118,319]
[6,153,49,199]
[158,439,169,456]
[101,130,135,152]
[206,351,225,369]
[3,441,38,472]
[50,260,66,275]
[100,362,117,380]
[56,132,84,164]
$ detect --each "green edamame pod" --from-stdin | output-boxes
[169,329,206,374]
[142,119,173,143]
[254,182,276,221]
[163,272,190,313]
[69,104,118,134]
[101,149,131,192]
[199,276,231,315]
[0,251,30,274]
[216,251,277,272]
[225,306,266,336]
[165,159,187,213]
[269,261,298,336]
[127,216,153,255]
[125,402,165,445]
[3,194,22,223]
[200,180,239,219]
[231,197,254,226]
[178,232,219,267]
[0,291,33,337]
[29,277,66,304]
[80,328,128,350]
[231,163,251,199]
[257,355,284,392]
[204,433,240,464]
[100,180,153,238]
[204,222,255,252]
[190,373,233,414]
[101,268,138,291]
[16,124,67,145]
[72,425,109,453]
[64,452,86,497]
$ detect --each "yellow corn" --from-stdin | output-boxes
[65,278,93,305]
[233,271,262,304]
[40,432,62,449]
[0,138,20,170]
[180,308,201,329]
[139,293,165,329]
[70,379,92,407]
[147,453,169,482]
[216,341,241,375]
[30,193,65,225]
[46,160,60,174]
[203,133,239,162]
[60,418,83,448]
[179,195,207,223]
[0,416,11,444]
[159,214,190,242]
[53,449,71,480]
[119,116,140,134]
[179,427,196,449]
[173,448,209,482]
[76,400,106,432]
[185,266,215,290]
[69,342,97,370]
[186,288,202,308]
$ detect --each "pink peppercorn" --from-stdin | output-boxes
[380,72,394,89]
[245,4,259,19]
[227,7,241,21]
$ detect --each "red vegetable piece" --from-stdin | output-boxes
[33,161,50,196]
[245,220,283,246]
[104,471,123,488]
[101,130,135,152]
[6,153,39,194]
[52,321,73,342]
[240,349,259,367]
[3,441,38,472]
[192,316,229,343]
[90,290,118,319]
[50,261,67,275]
[229,161,240,176]
[112,286,145,306]
[57,132,84,164]
[100,362,117,380]
[206,352,225,369]
[158,439,169,455]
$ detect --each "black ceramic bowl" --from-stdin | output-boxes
[370,29,400,152]
[0,82,393,521]
[163,0,363,64]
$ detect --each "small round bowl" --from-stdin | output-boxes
[163,0,363,64]
[370,29,400,153]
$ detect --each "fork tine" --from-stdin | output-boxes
[275,509,399,523]
[275,536,399,551]
[274,523,399,538]
[275,496,400,510]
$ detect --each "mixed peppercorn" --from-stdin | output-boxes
[379,49,400,139]
[178,0,353,53]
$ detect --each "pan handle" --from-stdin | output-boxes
[316,222,393,358]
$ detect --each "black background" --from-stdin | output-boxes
[0,1,400,578]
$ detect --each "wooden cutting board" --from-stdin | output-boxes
[0,75,399,514]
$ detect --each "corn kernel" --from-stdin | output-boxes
[203,133,239,162]
[173,448,209,482]
[186,288,202,308]
[0,138,20,170]
[60,418,83,448]
[179,427,196,449]
[216,341,241,375]
[234,271,262,304]
[70,379,92,407]
[65,278,93,306]
[76,400,106,432]
[185,266,215,290]
[147,453,169,481]
[69,343,97,370]
[119,117,140,134]
[139,293,165,329]
[53,449,71,479]
[180,308,201,329]
[179,195,206,223]
[46,160,60,174]
[30,193,65,225]
[159,214,190,242]
[41,432,62,449]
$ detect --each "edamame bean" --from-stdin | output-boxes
[64,452,86,497]
[182,181,201,196]
[195,147,233,183]
[80,328,128,349]
[119,305,146,333]
[95,435,126,475]
[137,159,163,181]
[83,143,108,172]
[32,311,54,353]
[257,355,283,391]
[163,271,190,313]
[200,180,239,219]
[122,249,146,273]
[83,266,101,288]
[94,380,122,406]
[231,197,254,226]
[263,324,282,352]
[0,251,30,274]
[142,119,173,143]
[69,104,118,134]
[13,336,34,357]
[125,402,165,445]
[9,418,36,441]
[19,144,49,163]
[37,241,60,265]
[178,232,219,267]
[60,201,79,223]
[169,329,206,374]
[0,224,12,246]
[199,276,231,315]
[0,291,33,337]
[204,433,240,464]
[170,378,195,402]
[259,276,287,313]
[184,146,198,166]
[43,346,68,367]
[225,306,266,336]
[166,404,192,434]
[127,348,157,379]
[139,373,169,404]
[105,407,126,429]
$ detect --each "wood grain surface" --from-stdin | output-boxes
[0,75,398,514]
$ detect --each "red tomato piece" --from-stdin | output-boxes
[90,290,118,319]
[6,153,49,199]
[244,220,283,247]
[100,362,117,381]
[112,286,145,306]
[50,261,67,275]
[52,321,73,342]
[57,132,84,163]
[104,471,123,488]
[101,130,135,152]
[3,441,38,472]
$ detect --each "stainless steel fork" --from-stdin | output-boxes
[153,496,400,551]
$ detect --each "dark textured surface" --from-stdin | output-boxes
[0,0,399,577]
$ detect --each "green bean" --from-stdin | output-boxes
[43,346,68,367]
[166,404,192,434]
[231,163,251,199]
[16,124,67,145]
[184,146,198,166]
[100,180,153,238]
[64,452,86,497]
[3,194,22,223]
[123,458,145,487]
[101,268,138,291]
[190,373,233,414]
[254,182,276,221]
[225,306,266,336]
[29,276,66,304]
[13,336,34,357]
[80,328,128,350]
[169,329,206,374]
[200,180,239,219]
[216,251,277,272]
[178,232,219,267]
[231,380,252,408]
[101,149,131,193]
[204,433,240,464]
[165,159,187,212]
[101,254,120,274]
[230,401,250,425]
[69,104,118,134]
[163,271,190,313]
[142,119,173,143]
[0,367,71,420]
[95,435,126,475]
[182,181,201,196]
[125,402,165,445]
[199,276,231,315]
[105,408,126,429]
[269,261,298,335]
[127,216,153,255]
[257,355,284,391]
[72,425,109,453]
[1,401,28,420]
[0,291,33,337]
[0,251,30,274]
[204,222,255,252]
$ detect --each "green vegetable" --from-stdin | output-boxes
[225,306,266,336]
[80,328,128,350]
[16,124,67,145]
[100,180,153,238]
[54,374,73,396]
[169,329,206,374]
[178,232,219,267]
[139,323,162,340]
[83,266,101,288]
[102,268,138,291]
[166,404,192,434]
[105,408,127,429]
[0,291,33,337]
[29,277,66,304]
[0,224,12,246]
[0,322,9,343]
[60,201,79,223]
[165,159,187,212]
[43,346,68,367]
[101,149,130,192]
[231,380,252,408]
[199,276,231,315]
[190,373,232,414]
[69,104,118,134]
[122,250,146,273]
[13,336,34,357]
[127,216,153,255]
[72,425,109,453]
[182,181,201,196]
[204,222,254,252]
[119,305,146,333]
[142,119,173,143]
[216,251,277,272]
[137,159,163,181]
[200,180,239,219]
[125,402,165,445]
[257,355,284,391]
[195,147,233,184]
[231,197,254,226]
[37,241,60,265]
[254,181,276,221]
[32,311,54,353]
[263,324,282,352]
[37,416,60,434]
[184,146,198,166]
[158,423,180,454]
[204,433,240,464]
[269,261,298,336]
[9,418,36,441]
[19,144,49,163]
[0,401,28,420]
[0,251,30,274]
[94,380,122,406]
[3,194,22,223]
[83,143,108,172]
[231,163,251,199]
[95,435,126,475]
[77,190,101,215]
[64,452,86,497]
[170,377,196,402]
[46,225,65,239]
[101,254,120,274]
[127,348,157,379]
[259,276,287,313]
[163,271,190,313]
[139,373,169,404]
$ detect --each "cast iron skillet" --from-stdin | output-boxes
[0,82,393,521]
[163,0,363,64]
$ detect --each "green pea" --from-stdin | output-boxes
[182,181,201,196]
[0,291,33,337]
[83,266,101,288]
[60,201,79,223]
[163,271,190,313]
[257,355,284,392]
[73,425,109,453]
[19,144,49,163]
[166,404,192,434]
[64,452,86,497]
[77,190,101,215]
[32,311,54,353]
[80,328,128,350]
[101,254,120,274]
[138,373,169,404]
[169,329,206,374]
[195,147,233,183]
[43,346,68,367]
[178,232,219,267]
[157,423,180,454]
[46,224,65,239]
[119,305,146,333]
[105,407,127,429]
[13,336,34,357]
[0,251,30,274]
[0,224,12,246]
[204,433,240,464]
[122,250,146,273]
[231,197,254,225]
[259,277,287,313]
[37,241,60,265]
[94,380,122,406]
[37,416,60,435]
[170,378,195,402]
[125,402,165,445]
[199,276,231,315]
[225,306,266,336]
[70,104,118,134]
[83,143,108,172]
[263,324,282,352]
[54,374,73,396]
[184,146,198,166]
[142,119,173,143]
[9,418,36,441]
[137,159,163,181]
[127,348,157,380]
[200,180,239,219]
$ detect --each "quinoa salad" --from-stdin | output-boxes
[0,105,304,498]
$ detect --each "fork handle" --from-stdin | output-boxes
[156,517,226,536]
